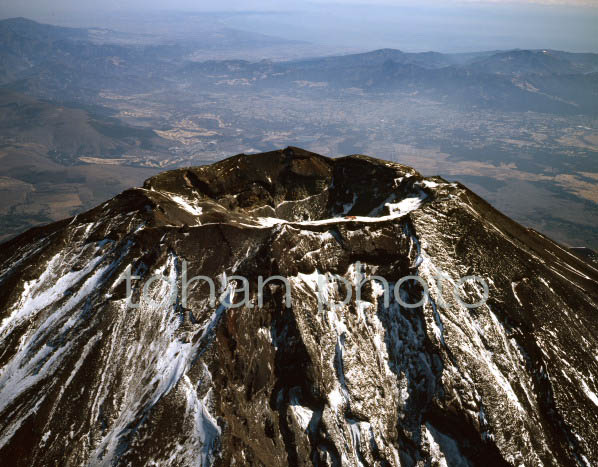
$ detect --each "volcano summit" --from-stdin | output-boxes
[0,147,597,466]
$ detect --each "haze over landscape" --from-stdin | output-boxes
[4,1,598,52]
[0,1,597,249]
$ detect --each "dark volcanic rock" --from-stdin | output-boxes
[570,247,598,267]
[0,147,597,466]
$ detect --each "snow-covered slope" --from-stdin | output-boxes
[0,147,597,466]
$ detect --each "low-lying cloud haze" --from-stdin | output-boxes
[1,0,597,52]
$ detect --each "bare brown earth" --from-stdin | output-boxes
[0,91,174,240]
[0,144,159,242]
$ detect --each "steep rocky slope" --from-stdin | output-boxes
[0,147,597,466]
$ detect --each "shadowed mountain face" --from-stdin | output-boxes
[0,147,597,466]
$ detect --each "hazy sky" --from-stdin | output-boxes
[2,0,598,14]
[1,0,597,52]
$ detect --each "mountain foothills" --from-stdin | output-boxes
[0,148,597,466]
[0,91,170,242]
[0,91,169,164]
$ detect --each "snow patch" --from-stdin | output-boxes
[511,282,523,307]
[248,191,427,228]
[580,380,598,407]
[169,194,203,217]
[182,375,221,465]
[421,180,440,188]
[290,389,314,431]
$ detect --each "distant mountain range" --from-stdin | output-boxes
[184,48,598,115]
[0,17,596,115]
[2,17,597,115]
